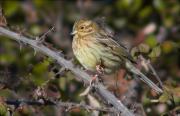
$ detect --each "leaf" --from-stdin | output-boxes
[33,60,50,75]
[0,104,7,116]
[138,6,152,19]
[130,46,138,58]
[30,25,41,35]
[153,0,166,12]
[145,35,158,47]
[142,95,151,105]
[130,0,142,14]
[138,43,150,53]
[59,77,66,91]
[130,43,150,58]
[159,91,171,103]
[162,41,177,54]
[32,60,50,86]
[116,0,131,10]
[148,45,161,58]
[4,1,20,16]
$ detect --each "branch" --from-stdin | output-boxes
[140,55,164,89]
[0,27,134,116]
[5,99,116,113]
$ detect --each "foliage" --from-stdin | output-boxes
[0,0,180,116]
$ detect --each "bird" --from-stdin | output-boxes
[71,19,163,94]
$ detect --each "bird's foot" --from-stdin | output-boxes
[96,65,104,74]
[79,86,91,96]
[90,74,99,86]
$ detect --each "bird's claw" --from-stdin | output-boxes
[89,74,98,86]
[96,65,104,74]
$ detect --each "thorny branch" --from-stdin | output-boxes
[5,99,116,113]
[0,27,134,116]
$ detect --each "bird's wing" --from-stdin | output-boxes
[97,33,135,63]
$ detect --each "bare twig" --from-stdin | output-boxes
[5,99,116,113]
[147,63,164,88]
[0,27,134,116]
[39,26,55,42]
[140,55,164,89]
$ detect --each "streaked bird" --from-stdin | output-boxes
[72,19,163,94]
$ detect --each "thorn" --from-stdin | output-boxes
[54,67,66,77]
[35,36,42,44]
[69,58,74,62]
[65,106,72,112]
[57,51,65,57]
[38,99,45,105]
[17,34,23,51]
[83,81,86,87]
[19,44,22,51]
[85,107,90,112]
[38,26,55,43]
[35,36,39,41]
[33,48,37,56]
[79,86,91,96]
[18,40,23,51]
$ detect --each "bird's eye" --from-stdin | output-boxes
[80,26,84,29]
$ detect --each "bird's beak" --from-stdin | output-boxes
[71,30,77,35]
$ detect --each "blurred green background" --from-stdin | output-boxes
[0,0,180,116]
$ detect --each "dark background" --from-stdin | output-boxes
[0,0,179,116]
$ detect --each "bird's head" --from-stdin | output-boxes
[71,19,99,36]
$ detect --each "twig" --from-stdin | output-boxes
[39,26,55,41]
[0,27,134,116]
[147,63,164,89]
[5,99,116,113]
[140,55,164,89]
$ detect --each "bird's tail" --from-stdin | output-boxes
[125,61,163,94]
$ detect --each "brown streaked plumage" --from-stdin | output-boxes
[72,19,163,93]
[72,19,133,74]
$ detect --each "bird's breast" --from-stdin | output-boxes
[72,35,122,74]
[72,36,100,71]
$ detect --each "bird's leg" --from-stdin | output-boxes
[96,64,105,75]
[79,65,104,96]
[89,74,98,86]
[79,74,99,96]
[90,64,104,85]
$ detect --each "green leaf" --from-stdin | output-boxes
[131,43,150,58]
[30,25,41,35]
[142,95,151,105]
[116,0,131,10]
[32,60,50,86]
[138,43,150,53]
[0,54,16,64]
[159,91,170,103]
[0,104,7,116]
[153,0,166,12]
[59,77,66,91]
[138,6,152,19]
[33,60,50,75]
[129,0,142,14]
[145,35,158,47]
[131,46,138,58]
[161,41,177,53]
[4,1,20,16]
[148,45,161,58]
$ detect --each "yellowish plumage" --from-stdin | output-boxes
[72,19,133,74]
[71,19,163,93]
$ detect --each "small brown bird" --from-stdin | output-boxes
[72,19,163,93]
